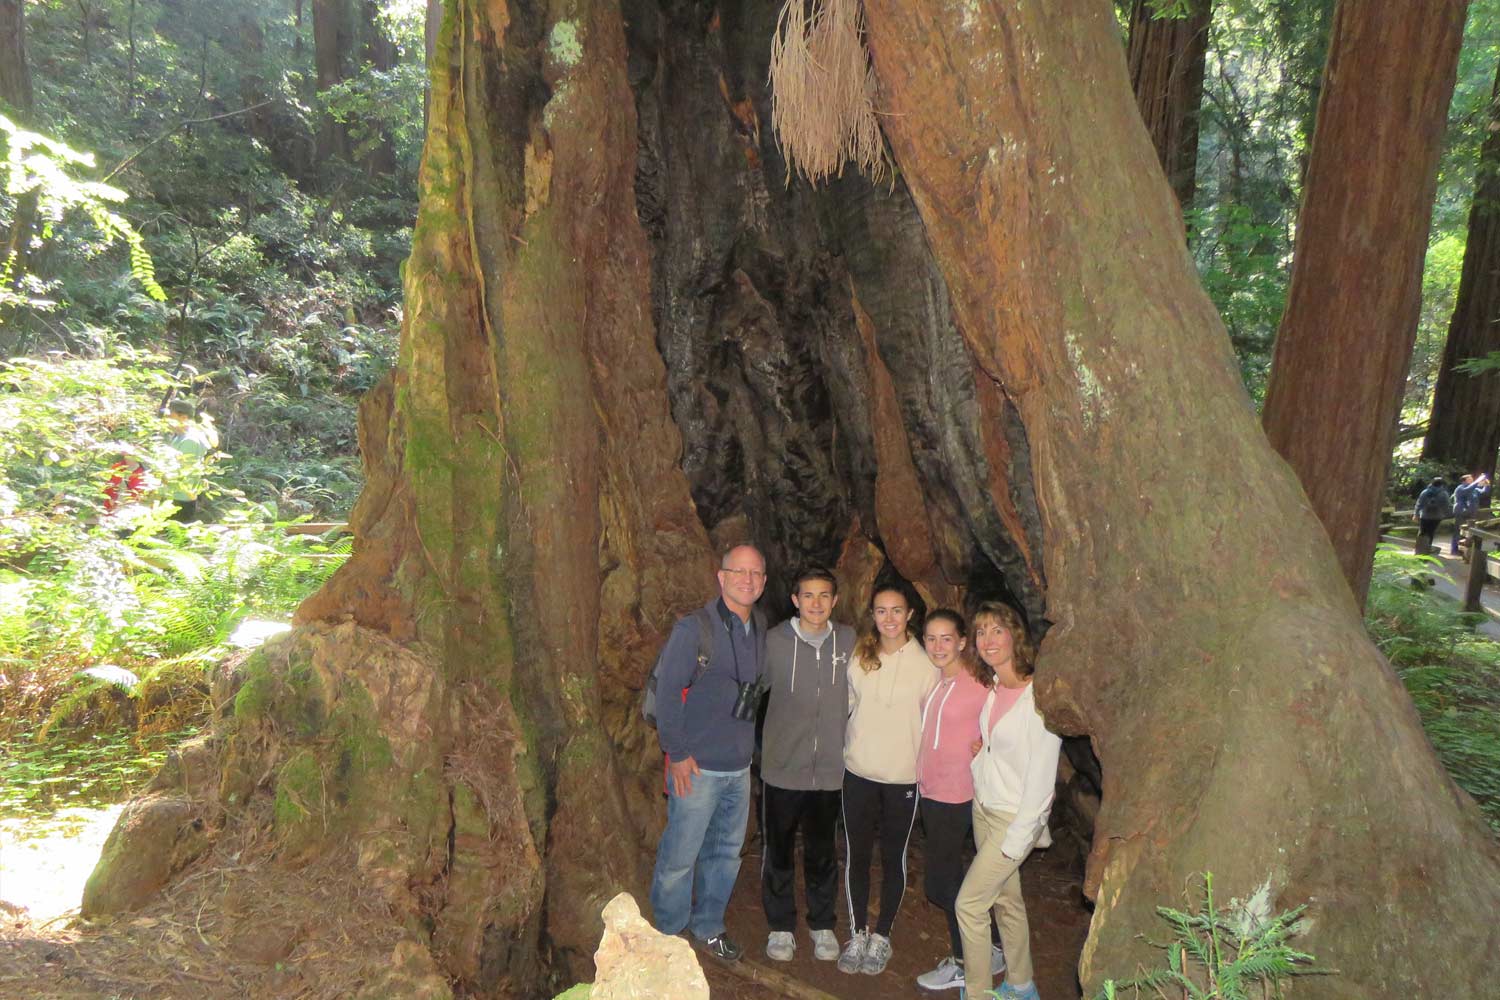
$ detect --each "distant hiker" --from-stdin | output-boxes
[955,603,1060,1000]
[759,565,854,964]
[1453,473,1491,555]
[1414,477,1451,555]
[102,458,147,513]
[649,544,767,963]
[914,609,1005,992]
[838,582,938,977]
[165,399,215,522]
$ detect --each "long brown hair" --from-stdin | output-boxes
[854,585,917,672]
[970,601,1036,679]
[924,608,992,687]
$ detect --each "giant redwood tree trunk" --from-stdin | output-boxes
[81,0,1499,997]
[1126,0,1211,216]
[1423,60,1500,479]
[859,0,1498,995]
[1261,0,1466,605]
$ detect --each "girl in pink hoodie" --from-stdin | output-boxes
[913,609,998,992]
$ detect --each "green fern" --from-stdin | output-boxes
[1091,873,1323,1000]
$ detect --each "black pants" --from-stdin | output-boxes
[920,797,971,957]
[1418,517,1442,549]
[843,770,918,936]
[761,783,841,932]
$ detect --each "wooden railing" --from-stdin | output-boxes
[1462,521,1500,613]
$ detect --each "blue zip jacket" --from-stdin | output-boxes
[656,598,764,772]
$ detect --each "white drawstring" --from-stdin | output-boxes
[790,634,799,694]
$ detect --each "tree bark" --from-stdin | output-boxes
[1423,60,1500,480]
[357,0,398,176]
[1126,0,1211,215]
[312,0,352,164]
[0,0,37,281]
[859,0,1499,994]
[1260,0,1466,607]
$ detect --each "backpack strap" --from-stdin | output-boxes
[687,606,717,688]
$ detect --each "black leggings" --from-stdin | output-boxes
[920,797,971,957]
[842,770,918,936]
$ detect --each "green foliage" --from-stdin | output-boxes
[1091,873,1321,1000]
[1366,545,1500,832]
[0,113,166,307]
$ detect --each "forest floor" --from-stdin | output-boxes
[0,794,1091,1000]
[702,820,1092,1000]
[1385,528,1500,639]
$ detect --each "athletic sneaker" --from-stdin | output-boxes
[697,933,743,963]
[838,929,869,974]
[997,981,1041,1000]
[861,932,893,974]
[917,955,965,990]
[992,942,1007,974]
[811,928,840,961]
[766,931,795,962]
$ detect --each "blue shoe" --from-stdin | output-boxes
[997,982,1041,1000]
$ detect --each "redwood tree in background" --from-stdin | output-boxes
[1260,0,1467,606]
[0,0,37,274]
[1423,60,1500,480]
[1126,0,1212,216]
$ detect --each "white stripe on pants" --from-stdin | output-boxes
[955,803,1033,993]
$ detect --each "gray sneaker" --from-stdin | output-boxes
[861,932,893,975]
[838,929,869,974]
[992,942,1007,975]
[766,930,795,961]
[811,928,839,961]
[917,955,965,990]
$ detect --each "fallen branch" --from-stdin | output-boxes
[104,101,275,183]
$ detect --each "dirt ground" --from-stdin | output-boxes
[0,805,1091,1000]
[705,813,1093,1000]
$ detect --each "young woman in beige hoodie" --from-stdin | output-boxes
[837,584,939,977]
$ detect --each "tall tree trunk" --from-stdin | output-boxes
[1423,60,1500,479]
[1126,0,1211,216]
[1260,0,1466,607]
[860,0,1497,995]
[0,0,37,284]
[79,1,1500,998]
[423,0,441,129]
[357,0,398,176]
[312,0,352,165]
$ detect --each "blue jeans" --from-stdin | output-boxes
[650,766,750,939]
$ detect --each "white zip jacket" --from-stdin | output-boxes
[971,682,1063,859]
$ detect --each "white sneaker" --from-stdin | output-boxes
[766,930,795,962]
[917,955,965,990]
[838,929,869,974]
[861,932,893,974]
[811,928,839,961]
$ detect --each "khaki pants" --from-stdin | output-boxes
[956,804,1033,993]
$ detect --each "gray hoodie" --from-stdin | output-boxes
[760,618,855,791]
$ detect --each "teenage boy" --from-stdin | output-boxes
[759,566,855,962]
[650,545,768,962]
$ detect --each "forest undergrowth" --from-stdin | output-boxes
[1366,545,1500,832]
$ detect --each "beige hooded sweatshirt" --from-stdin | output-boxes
[844,639,939,784]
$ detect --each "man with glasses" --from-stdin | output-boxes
[650,544,768,961]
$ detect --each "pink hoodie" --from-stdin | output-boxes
[915,669,992,804]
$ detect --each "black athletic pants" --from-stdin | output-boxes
[761,783,841,932]
[920,797,971,957]
[842,770,918,936]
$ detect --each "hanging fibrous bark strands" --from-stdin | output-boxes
[768,0,888,184]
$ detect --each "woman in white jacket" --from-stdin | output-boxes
[954,602,1060,1000]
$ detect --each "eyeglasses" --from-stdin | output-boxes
[721,568,767,580]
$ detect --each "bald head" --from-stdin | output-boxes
[717,545,766,620]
